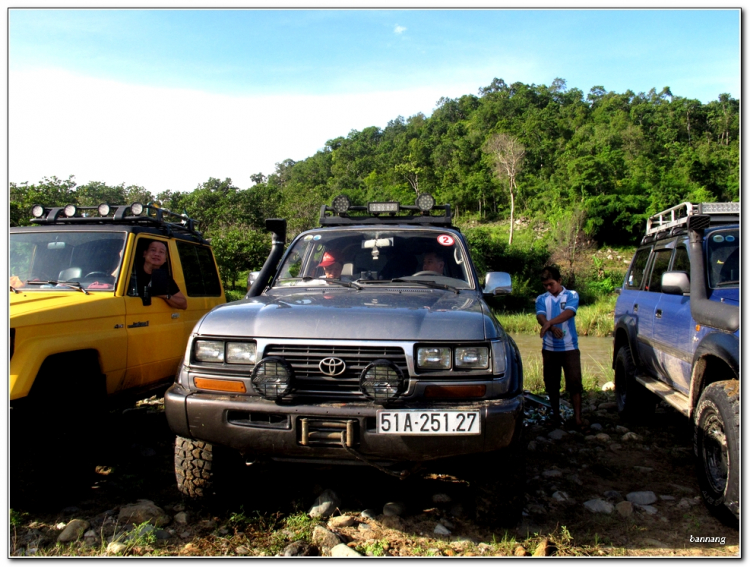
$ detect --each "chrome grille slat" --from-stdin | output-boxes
[264,344,408,397]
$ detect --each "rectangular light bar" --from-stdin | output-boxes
[700,202,740,214]
[368,202,399,214]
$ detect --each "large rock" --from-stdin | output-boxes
[118,500,170,527]
[107,542,127,554]
[331,544,362,557]
[383,502,406,517]
[434,524,451,535]
[309,490,340,519]
[58,519,90,543]
[328,515,356,528]
[283,541,318,556]
[626,491,657,506]
[311,526,341,552]
[583,499,614,514]
[548,429,568,440]
[616,501,633,517]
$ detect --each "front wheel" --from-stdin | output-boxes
[694,381,739,525]
[175,436,241,501]
[614,345,656,421]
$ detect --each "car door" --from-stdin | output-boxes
[635,245,674,380]
[653,242,693,393]
[122,235,185,393]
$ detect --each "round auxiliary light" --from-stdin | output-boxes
[130,202,144,216]
[331,194,351,215]
[98,203,111,216]
[31,204,45,218]
[359,360,406,402]
[251,357,294,400]
[63,204,77,217]
[415,193,435,212]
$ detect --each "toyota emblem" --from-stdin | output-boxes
[319,357,346,376]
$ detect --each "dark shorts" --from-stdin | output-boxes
[542,349,583,394]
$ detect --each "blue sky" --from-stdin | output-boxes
[8,8,741,193]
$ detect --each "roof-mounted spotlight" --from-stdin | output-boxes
[130,202,144,216]
[31,204,45,218]
[98,203,111,216]
[63,204,77,217]
[332,194,351,215]
[415,193,435,212]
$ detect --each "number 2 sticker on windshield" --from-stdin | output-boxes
[437,234,455,246]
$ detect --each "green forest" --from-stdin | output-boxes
[10,78,740,307]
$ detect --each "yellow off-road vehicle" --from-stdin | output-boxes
[10,203,225,419]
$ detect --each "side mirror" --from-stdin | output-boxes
[662,271,690,295]
[247,271,260,292]
[484,272,512,296]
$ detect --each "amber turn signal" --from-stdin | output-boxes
[194,377,246,393]
[424,385,486,398]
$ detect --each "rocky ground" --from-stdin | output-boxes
[9,389,739,557]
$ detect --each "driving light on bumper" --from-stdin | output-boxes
[360,360,406,402]
[251,357,294,399]
[455,346,489,369]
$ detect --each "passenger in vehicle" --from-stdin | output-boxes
[138,240,187,309]
[422,251,446,274]
[318,250,343,279]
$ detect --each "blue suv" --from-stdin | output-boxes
[613,202,739,524]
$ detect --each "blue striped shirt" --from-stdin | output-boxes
[536,287,579,351]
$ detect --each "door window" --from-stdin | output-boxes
[645,249,672,293]
[625,247,651,289]
[176,241,222,296]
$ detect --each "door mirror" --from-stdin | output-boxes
[484,272,512,296]
[661,271,690,295]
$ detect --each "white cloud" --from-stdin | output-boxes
[10,68,481,193]
[394,24,407,34]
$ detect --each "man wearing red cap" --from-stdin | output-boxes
[319,250,343,279]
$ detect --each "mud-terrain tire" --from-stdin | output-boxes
[694,380,739,526]
[473,430,525,527]
[614,345,656,422]
[175,436,240,500]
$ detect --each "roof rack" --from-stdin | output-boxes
[645,202,740,236]
[319,203,454,227]
[28,203,207,242]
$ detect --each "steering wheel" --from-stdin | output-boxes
[412,271,442,277]
[85,271,110,278]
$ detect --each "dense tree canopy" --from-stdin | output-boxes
[10,78,739,283]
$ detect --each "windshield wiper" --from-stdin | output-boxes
[389,278,460,294]
[25,280,90,295]
[281,276,361,290]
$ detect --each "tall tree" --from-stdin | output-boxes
[483,133,525,245]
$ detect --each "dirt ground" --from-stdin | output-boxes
[9,389,740,557]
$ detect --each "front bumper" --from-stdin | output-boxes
[165,383,523,464]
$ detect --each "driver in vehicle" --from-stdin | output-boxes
[138,240,188,309]
[422,251,446,274]
[318,250,343,279]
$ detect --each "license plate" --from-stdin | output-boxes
[376,410,481,435]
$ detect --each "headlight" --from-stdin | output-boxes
[417,347,451,370]
[360,360,406,402]
[195,340,225,363]
[226,342,257,364]
[455,346,489,369]
[252,357,294,399]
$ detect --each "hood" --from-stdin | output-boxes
[10,290,124,327]
[196,288,488,341]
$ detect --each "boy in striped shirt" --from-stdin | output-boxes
[535,266,584,429]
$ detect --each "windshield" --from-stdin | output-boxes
[274,229,474,290]
[707,228,739,288]
[10,231,127,291]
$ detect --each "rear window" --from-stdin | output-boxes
[625,247,651,290]
[176,241,222,297]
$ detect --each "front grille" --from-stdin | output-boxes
[264,344,408,398]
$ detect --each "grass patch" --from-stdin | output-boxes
[495,295,617,337]
[523,357,607,394]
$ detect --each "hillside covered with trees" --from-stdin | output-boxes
[10,78,740,293]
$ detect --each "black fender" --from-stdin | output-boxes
[613,315,644,371]
[689,331,740,412]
